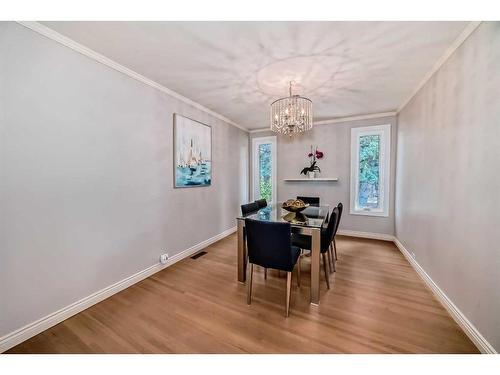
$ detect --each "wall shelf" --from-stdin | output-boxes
[283,177,339,182]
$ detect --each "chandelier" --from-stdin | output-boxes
[270,81,313,136]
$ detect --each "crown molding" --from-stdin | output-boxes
[249,128,273,134]
[249,111,397,133]
[17,21,482,133]
[397,21,482,113]
[313,111,397,126]
[16,21,249,133]
[249,21,481,132]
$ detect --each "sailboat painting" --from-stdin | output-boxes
[174,114,212,188]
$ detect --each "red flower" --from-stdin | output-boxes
[308,153,314,157]
[315,151,324,159]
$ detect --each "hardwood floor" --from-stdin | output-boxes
[6,234,479,353]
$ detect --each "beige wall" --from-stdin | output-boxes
[396,22,500,351]
[2,19,499,352]
[0,22,248,338]
[250,115,397,235]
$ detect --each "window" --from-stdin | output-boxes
[252,136,277,203]
[350,124,391,216]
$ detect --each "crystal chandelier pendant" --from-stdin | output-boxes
[270,81,313,136]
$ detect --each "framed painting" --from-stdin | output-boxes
[173,114,212,188]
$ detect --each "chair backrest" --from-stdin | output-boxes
[241,202,259,216]
[255,199,267,208]
[333,202,343,236]
[245,218,295,271]
[296,196,320,206]
[321,207,338,251]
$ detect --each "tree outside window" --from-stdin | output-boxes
[258,143,272,202]
[358,135,380,209]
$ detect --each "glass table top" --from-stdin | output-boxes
[237,203,329,228]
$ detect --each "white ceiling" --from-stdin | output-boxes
[42,21,469,130]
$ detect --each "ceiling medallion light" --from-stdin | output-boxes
[270,81,313,136]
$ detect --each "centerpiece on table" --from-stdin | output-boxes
[300,146,324,179]
[281,199,309,223]
[282,198,309,213]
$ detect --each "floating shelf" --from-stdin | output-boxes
[283,177,339,182]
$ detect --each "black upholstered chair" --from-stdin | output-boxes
[254,198,268,209]
[241,202,259,216]
[296,196,320,206]
[245,218,301,317]
[332,202,343,261]
[292,207,339,289]
[241,202,267,278]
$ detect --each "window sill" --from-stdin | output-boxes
[283,177,339,182]
[349,209,389,217]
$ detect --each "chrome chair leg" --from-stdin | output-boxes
[322,253,330,289]
[329,244,336,273]
[286,271,292,317]
[296,257,301,288]
[330,243,335,266]
[332,250,336,273]
[247,264,253,305]
[327,248,333,273]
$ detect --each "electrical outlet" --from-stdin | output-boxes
[160,253,169,264]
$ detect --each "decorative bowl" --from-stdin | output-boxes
[282,199,309,213]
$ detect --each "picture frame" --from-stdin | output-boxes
[173,114,212,188]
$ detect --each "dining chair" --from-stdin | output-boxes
[241,202,259,216]
[254,198,267,208]
[240,202,266,277]
[245,218,301,317]
[296,196,320,206]
[332,202,343,261]
[292,207,339,289]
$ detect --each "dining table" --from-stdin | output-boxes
[236,203,330,306]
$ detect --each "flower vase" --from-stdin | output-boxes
[308,171,315,179]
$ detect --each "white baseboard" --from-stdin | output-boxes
[0,226,236,353]
[3,227,495,354]
[337,229,497,353]
[337,229,395,242]
[393,238,497,354]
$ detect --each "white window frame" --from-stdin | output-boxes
[350,124,391,217]
[251,136,277,204]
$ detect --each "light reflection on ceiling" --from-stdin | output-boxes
[42,21,469,129]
